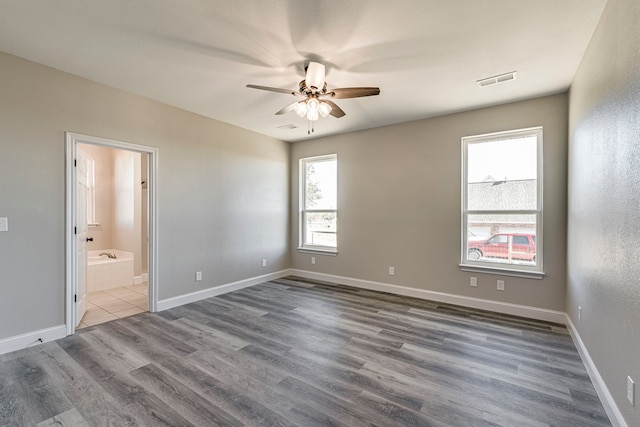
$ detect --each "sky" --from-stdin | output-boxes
[467,135,537,183]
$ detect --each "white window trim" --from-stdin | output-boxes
[299,154,338,254]
[460,127,544,278]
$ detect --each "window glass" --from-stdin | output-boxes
[300,155,337,251]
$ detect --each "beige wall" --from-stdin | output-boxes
[291,94,568,311]
[0,51,289,340]
[567,0,640,424]
[112,149,143,276]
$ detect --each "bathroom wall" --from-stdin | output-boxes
[141,154,148,276]
[112,149,143,276]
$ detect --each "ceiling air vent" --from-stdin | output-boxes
[477,71,517,87]
[277,124,298,130]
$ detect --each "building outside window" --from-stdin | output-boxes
[461,127,543,276]
[300,154,337,252]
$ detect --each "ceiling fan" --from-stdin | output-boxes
[246,61,380,134]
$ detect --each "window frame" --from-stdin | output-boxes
[86,155,98,227]
[460,127,544,279]
[298,154,338,254]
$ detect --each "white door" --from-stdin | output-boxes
[75,149,89,326]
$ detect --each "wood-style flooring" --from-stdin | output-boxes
[0,276,611,426]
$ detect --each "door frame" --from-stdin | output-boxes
[65,132,159,335]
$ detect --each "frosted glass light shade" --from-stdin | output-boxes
[295,101,308,117]
[307,98,319,113]
[306,110,319,121]
[319,102,332,118]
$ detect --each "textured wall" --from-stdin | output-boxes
[291,94,568,311]
[567,0,640,424]
[0,51,289,340]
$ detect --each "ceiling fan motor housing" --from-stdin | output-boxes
[299,80,327,96]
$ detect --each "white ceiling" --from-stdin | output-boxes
[0,0,607,142]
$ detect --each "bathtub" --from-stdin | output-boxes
[87,249,134,292]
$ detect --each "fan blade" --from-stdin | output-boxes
[275,101,299,115]
[246,84,299,96]
[305,62,326,90]
[327,87,380,99]
[322,100,345,118]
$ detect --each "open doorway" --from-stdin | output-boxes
[65,133,158,335]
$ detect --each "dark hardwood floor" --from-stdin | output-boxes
[0,276,611,426]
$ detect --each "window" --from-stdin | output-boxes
[86,156,97,226]
[300,154,337,252]
[461,127,543,276]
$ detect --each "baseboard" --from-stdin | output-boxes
[565,315,628,427]
[156,269,291,311]
[289,269,566,324]
[134,273,149,285]
[0,325,67,356]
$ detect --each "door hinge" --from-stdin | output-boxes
[74,226,77,235]
[74,159,77,167]
[74,294,77,303]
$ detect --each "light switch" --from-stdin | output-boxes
[0,217,7,232]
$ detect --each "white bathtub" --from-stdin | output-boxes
[87,249,134,292]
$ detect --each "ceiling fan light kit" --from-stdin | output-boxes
[247,61,380,135]
[295,98,333,119]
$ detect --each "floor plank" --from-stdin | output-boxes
[0,276,611,426]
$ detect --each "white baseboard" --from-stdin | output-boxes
[0,325,67,356]
[289,269,566,324]
[565,315,627,427]
[156,269,291,311]
[134,273,149,285]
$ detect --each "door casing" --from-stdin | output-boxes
[65,132,159,335]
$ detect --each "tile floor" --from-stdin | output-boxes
[78,283,148,329]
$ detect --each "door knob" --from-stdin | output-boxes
[86,237,94,242]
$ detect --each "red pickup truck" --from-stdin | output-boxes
[467,233,536,262]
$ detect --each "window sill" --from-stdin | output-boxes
[459,264,545,279]
[297,247,338,256]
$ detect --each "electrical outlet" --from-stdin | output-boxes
[470,277,477,287]
[195,271,202,281]
[311,256,316,265]
[497,280,505,291]
[628,376,635,406]
[0,217,7,232]
[262,259,267,267]
[388,266,395,276]
[578,306,582,322]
